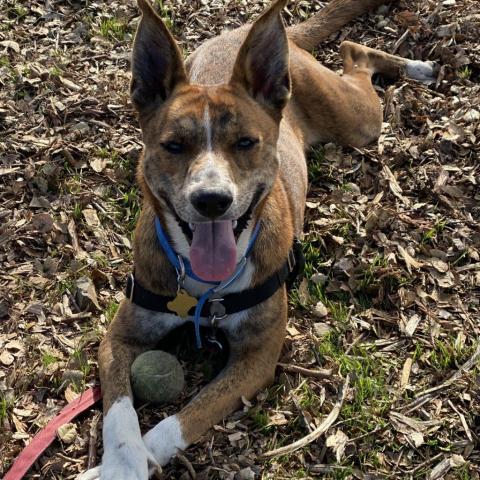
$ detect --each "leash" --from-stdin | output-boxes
[126,219,305,348]
[4,386,102,480]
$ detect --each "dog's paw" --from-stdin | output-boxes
[77,466,101,480]
[405,59,439,84]
[76,440,158,480]
[143,415,188,467]
[77,396,159,480]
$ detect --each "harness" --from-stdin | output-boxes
[125,218,304,348]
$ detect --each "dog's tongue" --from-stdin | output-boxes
[190,221,237,282]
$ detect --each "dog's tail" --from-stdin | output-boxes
[287,0,392,51]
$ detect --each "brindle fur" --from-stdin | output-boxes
[90,0,435,475]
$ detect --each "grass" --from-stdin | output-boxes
[49,65,62,77]
[429,338,478,370]
[421,218,447,244]
[0,396,14,422]
[105,301,119,323]
[99,18,128,41]
[318,332,391,434]
[42,352,59,368]
[155,0,174,31]
[119,186,142,233]
[458,65,472,80]
[97,147,132,171]
[6,2,27,20]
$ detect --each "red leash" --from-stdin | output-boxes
[4,386,102,480]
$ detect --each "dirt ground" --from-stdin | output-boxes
[0,0,479,479]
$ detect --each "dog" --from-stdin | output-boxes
[78,0,436,478]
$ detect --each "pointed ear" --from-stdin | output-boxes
[131,0,187,114]
[230,0,290,114]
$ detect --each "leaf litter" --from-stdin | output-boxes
[0,0,479,479]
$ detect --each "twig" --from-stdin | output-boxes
[309,463,351,474]
[407,452,443,474]
[260,375,350,459]
[63,312,93,324]
[391,29,409,54]
[277,363,333,378]
[287,378,314,433]
[402,343,480,412]
[87,412,101,469]
[416,343,480,397]
[176,452,196,479]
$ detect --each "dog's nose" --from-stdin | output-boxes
[191,191,233,218]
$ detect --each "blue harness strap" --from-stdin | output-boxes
[154,217,261,348]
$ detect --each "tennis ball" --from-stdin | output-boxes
[131,350,185,404]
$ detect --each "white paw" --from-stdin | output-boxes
[101,434,156,480]
[77,466,101,480]
[405,59,438,83]
[77,396,159,480]
[143,415,188,467]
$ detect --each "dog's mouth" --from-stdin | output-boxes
[162,186,264,282]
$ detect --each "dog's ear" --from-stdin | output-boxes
[230,0,290,115]
[131,0,187,114]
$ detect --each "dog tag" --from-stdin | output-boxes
[167,289,198,318]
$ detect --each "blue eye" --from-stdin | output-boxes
[236,137,258,150]
[161,141,183,154]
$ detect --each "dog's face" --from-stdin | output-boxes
[132,0,290,281]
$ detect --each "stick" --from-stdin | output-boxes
[87,412,101,469]
[277,363,333,378]
[260,375,350,459]
[176,452,196,479]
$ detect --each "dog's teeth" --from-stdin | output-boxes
[232,220,238,229]
[189,223,196,232]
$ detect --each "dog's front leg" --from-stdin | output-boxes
[78,302,183,480]
[143,298,287,467]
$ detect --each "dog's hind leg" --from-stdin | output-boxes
[340,40,438,83]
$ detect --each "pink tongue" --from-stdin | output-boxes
[190,221,237,282]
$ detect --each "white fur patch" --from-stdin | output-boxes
[77,397,157,480]
[405,59,437,83]
[143,415,187,467]
[203,103,214,159]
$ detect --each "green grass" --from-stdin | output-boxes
[318,333,391,432]
[324,466,355,480]
[301,234,327,279]
[49,65,62,77]
[0,397,14,422]
[97,147,132,171]
[421,218,446,244]
[429,338,477,370]
[42,352,59,368]
[118,186,141,233]
[358,254,388,291]
[155,0,174,30]
[454,463,475,480]
[73,202,82,220]
[308,145,327,184]
[105,301,119,323]
[250,411,274,433]
[99,18,127,41]
[457,65,472,80]
[7,3,27,20]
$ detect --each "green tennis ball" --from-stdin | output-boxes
[131,350,185,404]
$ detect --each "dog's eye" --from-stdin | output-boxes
[161,141,183,154]
[235,137,258,150]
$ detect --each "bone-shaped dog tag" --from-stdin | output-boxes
[167,289,197,318]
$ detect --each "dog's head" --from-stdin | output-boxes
[132,0,290,281]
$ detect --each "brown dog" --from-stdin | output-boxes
[78,1,436,478]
